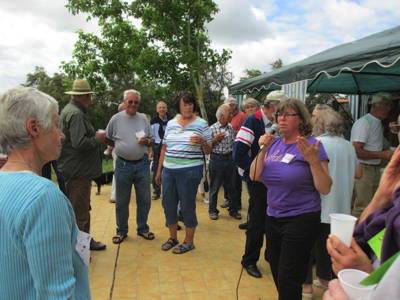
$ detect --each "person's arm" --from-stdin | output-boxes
[297,137,332,195]
[326,236,373,274]
[353,142,393,161]
[249,133,275,182]
[23,186,78,298]
[233,119,255,171]
[155,144,166,185]
[69,113,100,152]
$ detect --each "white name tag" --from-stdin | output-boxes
[281,153,295,164]
[75,230,91,266]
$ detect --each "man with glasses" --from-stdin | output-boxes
[233,90,287,278]
[104,89,155,244]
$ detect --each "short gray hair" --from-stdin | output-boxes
[123,89,141,100]
[0,87,58,154]
[312,109,345,137]
[242,97,260,109]
[215,104,231,119]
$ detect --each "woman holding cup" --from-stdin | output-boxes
[250,98,332,300]
[156,91,211,254]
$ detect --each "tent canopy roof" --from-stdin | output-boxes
[230,26,400,95]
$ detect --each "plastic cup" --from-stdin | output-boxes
[338,269,376,300]
[330,213,357,247]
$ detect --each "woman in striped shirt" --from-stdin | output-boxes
[156,91,212,254]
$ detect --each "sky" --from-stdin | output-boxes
[0,0,399,92]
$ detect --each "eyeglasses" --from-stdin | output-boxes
[276,112,299,118]
[127,100,140,105]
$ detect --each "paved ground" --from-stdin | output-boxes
[88,183,324,300]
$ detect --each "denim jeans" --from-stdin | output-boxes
[208,154,239,214]
[162,165,203,228]
[115,156,151,235]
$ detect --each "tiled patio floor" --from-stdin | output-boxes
[88,183,324,300]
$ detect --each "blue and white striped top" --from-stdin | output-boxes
[163,116,211,169]
[0,171,91,300]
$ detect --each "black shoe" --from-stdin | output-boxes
[220,200,230,209]
[238,222,248,230]
[245,264,262,278]
[229,211,242,220]
[90,239,107,251]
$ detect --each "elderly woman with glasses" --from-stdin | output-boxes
[250,98,332,300]
[0,87,90,299]
[156,91,212,254]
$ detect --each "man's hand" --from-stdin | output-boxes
[327,235,373,274]
[95,130,107,144]
[323,279,348,300]
[138,137,150,146]
[212,132,225,145]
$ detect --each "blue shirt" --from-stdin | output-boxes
[0,171,91,300]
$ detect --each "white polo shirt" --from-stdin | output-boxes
[350,113,383,165]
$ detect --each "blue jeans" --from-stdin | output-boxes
[115,156,151,235]
[209,154,239,214]
[162,165,203,228]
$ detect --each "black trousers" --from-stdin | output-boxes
[42,160,67,195]
[305,223,334,284]
[151,144,161,197]
[265,211,320,300]
[241,180,267,267]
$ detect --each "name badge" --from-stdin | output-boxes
[75,230,91,266]
[281,153,295,164]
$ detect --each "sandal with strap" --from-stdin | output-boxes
[172,242,195,254]
[138,231,155,240]
[112,234,127,244]
[161,238,179,251]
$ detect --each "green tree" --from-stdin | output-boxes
[64,0,231,121]
[240,68,262,81]
[270,58,283,70]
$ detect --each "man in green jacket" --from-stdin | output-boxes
[58,79,106,251]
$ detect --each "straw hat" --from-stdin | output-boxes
[65,79,94,95]
[265,90,288,103]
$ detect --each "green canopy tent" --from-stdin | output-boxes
[230,26,400,96]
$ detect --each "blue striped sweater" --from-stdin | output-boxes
[0,171,90,300]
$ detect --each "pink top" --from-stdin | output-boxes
[231,111,246,133]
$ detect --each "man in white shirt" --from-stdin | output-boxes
[351,92,393,217]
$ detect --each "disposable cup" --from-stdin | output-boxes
[338,269,376,300]
[330,213,357,247]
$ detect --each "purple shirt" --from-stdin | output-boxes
[260,136,329,218]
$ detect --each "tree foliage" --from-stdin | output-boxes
[63,0,232,121]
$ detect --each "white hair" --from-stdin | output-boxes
[215,104,231,119]
[0,87,58,154]
[123,89,141,100]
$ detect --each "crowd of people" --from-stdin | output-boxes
[0,80,400,300]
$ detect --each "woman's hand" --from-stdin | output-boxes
[323,280,349,300]
[376,146,400,200]
[190,134,205,145]
[258,133,275,150]
[155,170,162,186]
[326,235,373,274]
[297,136,321,166]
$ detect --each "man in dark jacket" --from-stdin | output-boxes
[58,79,106,251]
[233,90,287,278]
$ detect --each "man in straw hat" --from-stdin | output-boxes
[58,79,107,251]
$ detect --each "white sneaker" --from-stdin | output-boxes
[203,197,209,204]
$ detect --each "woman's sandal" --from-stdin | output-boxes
[112,234,127,244]
[138,231,155,240]
[161,238,179,251]
[172,243,195,254]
